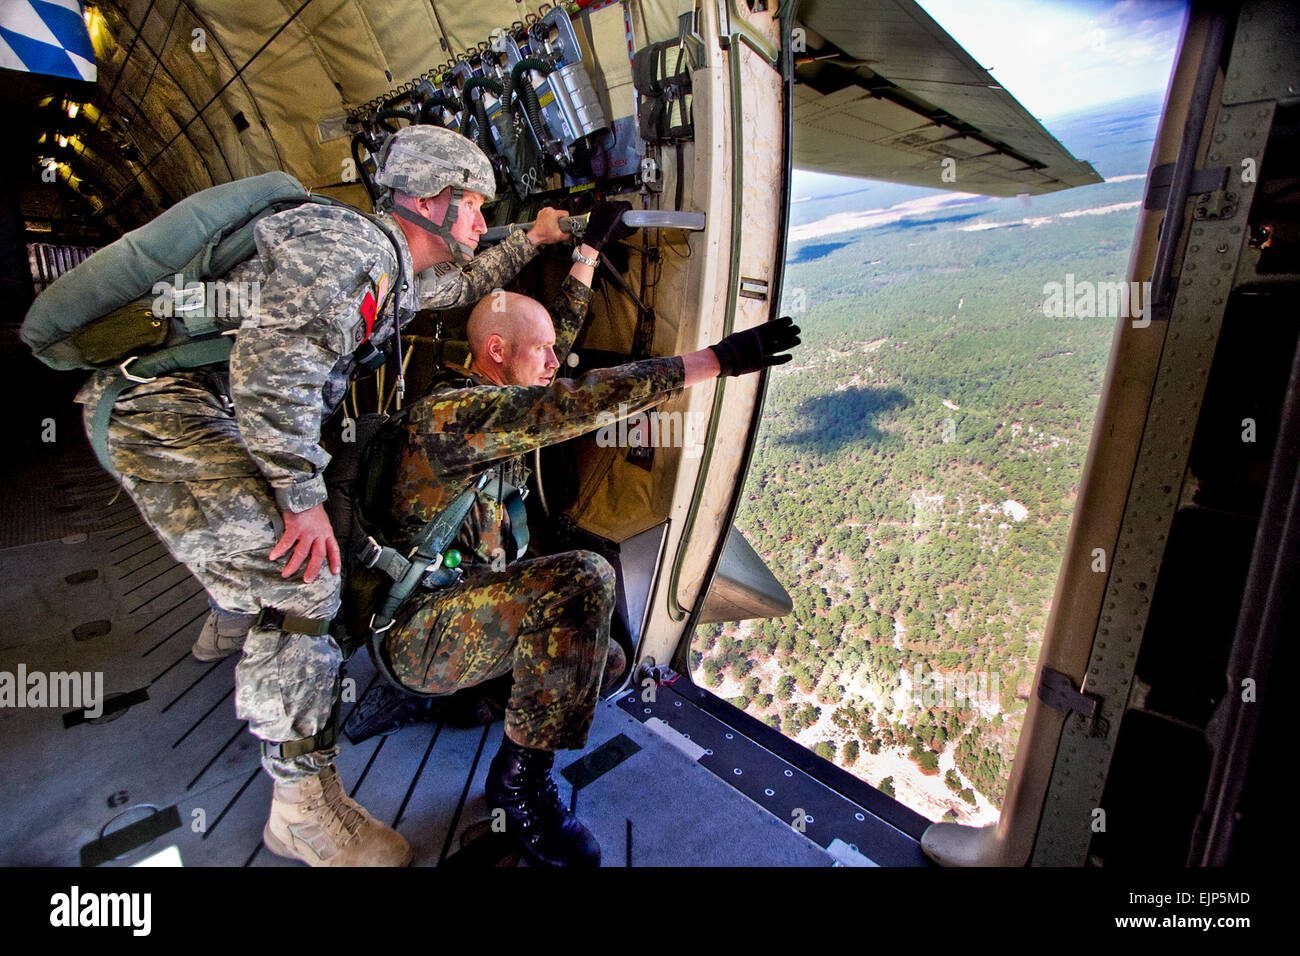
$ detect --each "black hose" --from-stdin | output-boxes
[510,58,552,134]
[381,90,414,112]
[351,132,378,205]
[494,71,518,156]
[462,76,504,99]
[461,77,504,153]
[510,58,562,168]
[472,98,495,155]
[510,56,552,84]
[420,93,462,126]
[375,107,417,133]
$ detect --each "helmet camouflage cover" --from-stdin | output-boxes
[373,124,496,202]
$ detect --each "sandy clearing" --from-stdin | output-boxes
[788,193,984,242]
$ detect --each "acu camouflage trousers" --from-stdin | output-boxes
[384,550,617,751]
[86,371,341,782]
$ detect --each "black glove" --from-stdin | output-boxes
[709,315,801,377]
[582,200,635,251]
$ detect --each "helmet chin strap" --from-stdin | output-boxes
[389,186,475,266]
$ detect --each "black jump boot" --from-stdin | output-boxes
[485,736,601,867]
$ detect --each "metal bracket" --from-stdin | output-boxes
[1143,162,1228,211]
[634,656,678,687]
[1194,188,1241,221]
[1038,667,1102,724]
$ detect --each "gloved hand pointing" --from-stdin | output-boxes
[708,315,801,377]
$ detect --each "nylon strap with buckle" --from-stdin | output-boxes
[255,606,333,637]
[261,702,340,761]
[365,470,492,695]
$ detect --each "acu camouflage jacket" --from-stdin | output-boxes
[229,205,540,513]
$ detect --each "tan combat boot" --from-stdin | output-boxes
[191,612,247,661]
[262,765,412,866]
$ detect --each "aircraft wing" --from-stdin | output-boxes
[792,0,1102,195]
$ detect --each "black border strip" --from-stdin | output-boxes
[79,805,182,867]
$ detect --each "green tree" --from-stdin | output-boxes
[843,740,860,765]
[776,675,795,701]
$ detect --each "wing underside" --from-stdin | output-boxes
[792,0,1102,195]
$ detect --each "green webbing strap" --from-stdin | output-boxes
[255,606,332,637]
[261,701,340,761]
[359,474,528,591]
[366,472,491,695]
[370,474,488,634]
[89,336,235,476]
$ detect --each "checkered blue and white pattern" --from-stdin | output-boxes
[0,0,97,82]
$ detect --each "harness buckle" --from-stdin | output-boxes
[119,356,157,384]
[359,537,383,569]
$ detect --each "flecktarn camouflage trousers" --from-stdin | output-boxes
[384,550,617,751]
[86,371,341,782]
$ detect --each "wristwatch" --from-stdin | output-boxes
[571,247,599,268]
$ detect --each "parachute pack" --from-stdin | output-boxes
[22,171,309,372]
[20,172,406,475]
[633,37,694,145]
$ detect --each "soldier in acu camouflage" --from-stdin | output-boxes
[377,200,802,867]
[74,124,574,867]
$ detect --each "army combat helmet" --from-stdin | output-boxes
[374,124,495,266]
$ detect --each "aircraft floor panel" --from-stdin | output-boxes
[616,682,933,866]
[0,485,841,866]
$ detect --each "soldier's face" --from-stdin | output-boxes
[502,310,561,386]
[448,191,488,252]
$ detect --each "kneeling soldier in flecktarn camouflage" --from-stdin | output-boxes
[378,201,802,866]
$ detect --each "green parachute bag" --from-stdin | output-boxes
[21,171,309,370]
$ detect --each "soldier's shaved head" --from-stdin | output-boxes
[467,291,542,354]
[467,291,561,387]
